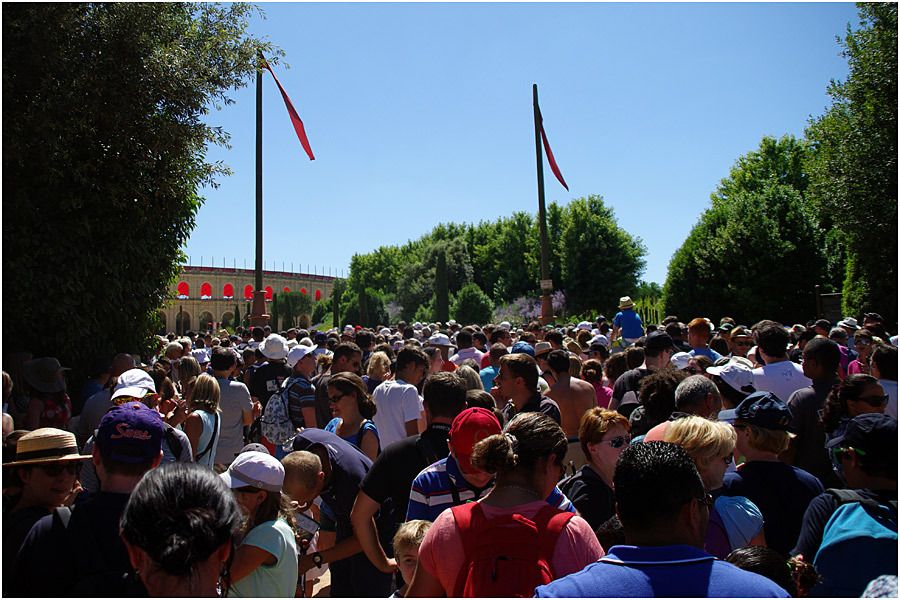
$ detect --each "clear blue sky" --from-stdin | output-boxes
[190,2,858,285]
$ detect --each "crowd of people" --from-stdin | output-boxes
[2,298,897,597]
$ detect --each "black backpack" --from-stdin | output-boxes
[53,506,146,597]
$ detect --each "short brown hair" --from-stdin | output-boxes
[578,408,630,458]
[499,353,538,391]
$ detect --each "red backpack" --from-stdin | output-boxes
[450,501,574,597]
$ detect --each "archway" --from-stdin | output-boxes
[315,289,322,301]
[198,311,215,332]
[175,311,191,335]
[177,281,190,298]
[223,283,234,298]
[300,287,307,295]
[200,282,212,299]
[243,284,254,300]
[264,286,273,301]
[283,286,291,293]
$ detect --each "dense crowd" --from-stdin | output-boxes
[2,298,897,597]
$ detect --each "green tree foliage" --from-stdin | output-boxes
[452,284,494,325]
[663,136,825,324]
[311,299,328,327]
[234,304,241,331]
[559,196,647,315]
[3,3,277,381]
[434,245,450,323]
[805,3,897,320]
[271,293,280,330]
[331,278,346,327]
[341,288,388,328]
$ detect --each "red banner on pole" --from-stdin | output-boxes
[537,106,568,191]
[262,58,315,161]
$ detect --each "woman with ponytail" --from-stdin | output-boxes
[120,463,243,597]
[820,374,887,444]
[407,412,602,597]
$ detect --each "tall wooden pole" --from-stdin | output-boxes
[251,52,270,326]
[533,84,554,324]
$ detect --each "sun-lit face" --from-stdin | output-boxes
[328,387,360,420]
[282,474,323,506]
[396,545,419,586]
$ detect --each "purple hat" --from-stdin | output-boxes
[95,402,164,464]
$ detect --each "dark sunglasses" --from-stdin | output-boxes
[327,393,346,403]
[38,462,81,477]
[856,394,889,407]
[601,435,630,449]
[684,367,699,375]
[733,340,753,347]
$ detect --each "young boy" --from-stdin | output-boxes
[391,520,432,598]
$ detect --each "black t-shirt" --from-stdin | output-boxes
[787,379,841,489]
[9,492,145,597]
[360,423,451,532]
[721,460,824,556]
[612,367,651,418]
[248,360,292,408]
[292,428,371,541]
[2,505,49,593]
[792,488,898,558]
[501,392,562,425]
[558,464,615,530]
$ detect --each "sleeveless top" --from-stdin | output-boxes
[184,410,220,468]
[325,418,380,454]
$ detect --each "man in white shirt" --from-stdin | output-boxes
[870,344,898,419]
[751,320,811,402]
[449,327,484,366]
[371,347,429,448]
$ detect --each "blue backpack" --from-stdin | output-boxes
[812,489,898,597]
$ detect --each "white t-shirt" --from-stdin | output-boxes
[751,360,812,403]
[880,379,898,419]
[450,347,484,366]
[371,378,423,449]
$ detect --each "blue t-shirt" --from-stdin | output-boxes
[613,310,644,339]
[690,346,724,362]
[534,545,790,597]
[721,460,824,556]
[479,365,499,391]
[324,417,380,453]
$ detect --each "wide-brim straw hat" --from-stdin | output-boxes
[3,428,91,467]
[618,296,635,310]
[22,357,69,394]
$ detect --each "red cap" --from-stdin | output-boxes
[449,407,501,467]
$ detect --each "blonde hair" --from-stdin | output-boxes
[455,365,484,391]
[568,354,583,377]
[743,422,794,454]
[664,416,735,467]
[578,408,630,459]
[282,451,322,491]
[366,351,391,380]
[392,519,432,555]
[189,373,220,413]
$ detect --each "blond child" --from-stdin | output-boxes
[391,520,432,598]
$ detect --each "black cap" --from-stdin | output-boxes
[238,443,271,456]
[644,331,675,353]
[826,413,897,453]
[720,391,793,431]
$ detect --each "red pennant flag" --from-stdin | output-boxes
[262,58,315,161]
[537,106,568,191]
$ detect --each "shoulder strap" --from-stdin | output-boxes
[53,506,72,530]
[163,423,183,461]
[416,434,439,466]
[450,503,485,597]
[537,507,574,564]
[826,488,898,514]
[195,413,219,462]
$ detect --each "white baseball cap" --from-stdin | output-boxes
[706,359,756,394]
[111,368,157,401]
[220,451,284,493]
[286,345,316,368]
[670,352,692,370]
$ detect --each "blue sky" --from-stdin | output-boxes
[190,2,858,285]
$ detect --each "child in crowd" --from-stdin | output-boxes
[282,451,330,597]
[391,520,432,598]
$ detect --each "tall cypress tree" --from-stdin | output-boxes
[435,246,449,323]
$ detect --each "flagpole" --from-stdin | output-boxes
[533,84,554,325]
[251,51,270,326]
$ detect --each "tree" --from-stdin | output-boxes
[805,3,897,321]
[341,288,388,328]
[558,196,647,315]
[271,293,280,331]
[331,278,346,327]
[234,303,241,331]
[452,284,494,325]
[3,3,278,384]
[311,300,328,327]
[434,244,450,323]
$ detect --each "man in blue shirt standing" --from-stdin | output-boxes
[535,442,789,598]
[611,296,644,347]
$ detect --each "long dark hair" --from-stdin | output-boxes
[328,372,376,419]
[471,412,566,478]
[120,463,243,595]
[821,374,878,434]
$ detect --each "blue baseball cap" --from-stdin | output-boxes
[718,391,793,431]
[510,341,535,357]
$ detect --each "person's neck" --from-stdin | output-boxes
[643,356,666,371]
[101,474,144,494]
[511,389,535,409]
[850,475,897,491]
[428,417,453,427]
[589,460,614,488]
[484,474,543,507]
[396,369,416,383]
[339,412,363,431]
[625,529,701,549]
[742,447,782,462]
[554,372,571,385]
[212,370,230,379]
[761,352,788,364]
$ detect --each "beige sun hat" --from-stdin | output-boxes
[3,428,91,467]
[618,296,635,310]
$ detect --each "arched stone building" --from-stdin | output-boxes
[163,266,335,333]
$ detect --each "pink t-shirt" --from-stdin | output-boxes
[592,382,613,409]
[847,359,868,376]
[418,500,604,595]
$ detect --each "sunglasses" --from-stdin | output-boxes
[684,367,699,375]
[855,394,889,407]
[733,340,753,347]
[327,393,346,403]
[601,435,630,449]
[856,339,873,346]
[37,462,80,477]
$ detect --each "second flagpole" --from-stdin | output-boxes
[533,84,554,325]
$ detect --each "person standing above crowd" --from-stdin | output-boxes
[611,296,644,346]
[21,357,72,431]
[847,328,876,375]
[751,320,812,403]
[407,412,602,597]
[535,442,789,598]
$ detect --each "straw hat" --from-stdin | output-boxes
[3,428,91,467]
[618,296,635,310]
[22,358,69,394]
